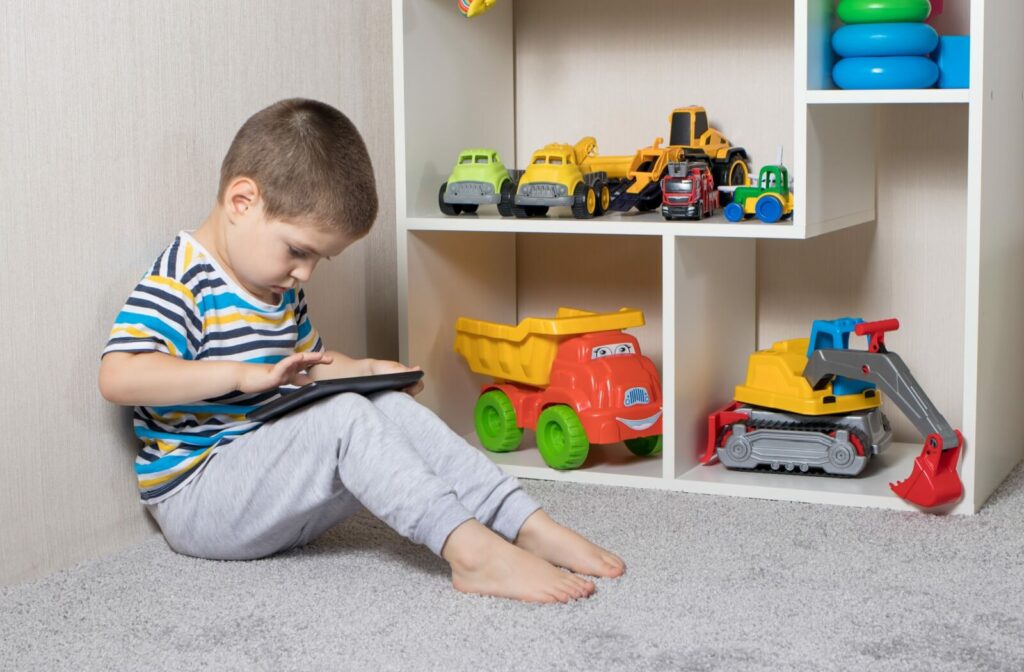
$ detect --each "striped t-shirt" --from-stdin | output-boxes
[102,231,323,502]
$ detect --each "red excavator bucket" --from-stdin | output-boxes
[890,430,964,508]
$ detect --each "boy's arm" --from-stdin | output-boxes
[99,350,333,406]
[308,351,420,380]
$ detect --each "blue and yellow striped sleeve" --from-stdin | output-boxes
[103,275,202,360]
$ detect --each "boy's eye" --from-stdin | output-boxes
[288,246,308,258]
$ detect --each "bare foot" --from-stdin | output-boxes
[442,519,596,603]
[514,510,626,579]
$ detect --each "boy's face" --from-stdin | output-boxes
[222,182,352,302]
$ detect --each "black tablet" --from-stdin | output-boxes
[247,370,424,423]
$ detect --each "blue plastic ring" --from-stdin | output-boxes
[833,56,939,89]
[832,23,938,58]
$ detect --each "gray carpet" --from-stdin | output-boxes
[4,465,1024,672]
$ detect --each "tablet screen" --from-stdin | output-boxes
[247,370,424,423]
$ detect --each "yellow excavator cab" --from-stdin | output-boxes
[734,337,882,416]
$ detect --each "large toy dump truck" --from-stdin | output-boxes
[454,307,663,469]
[702,318,963,508]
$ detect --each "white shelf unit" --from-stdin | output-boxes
[392,0,1024,514]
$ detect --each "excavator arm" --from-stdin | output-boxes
[802,319,964,508]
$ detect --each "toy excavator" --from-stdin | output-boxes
[702,318,964,508]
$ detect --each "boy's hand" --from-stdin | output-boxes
[237,351,335,394]
[369,359,424,397]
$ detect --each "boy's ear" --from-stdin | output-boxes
[224,177,260,217]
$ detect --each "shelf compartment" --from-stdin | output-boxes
[405,229,666,480]
[803,0,972,94]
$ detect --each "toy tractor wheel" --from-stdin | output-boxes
[754,194,784,223]
[438,183,460,216]
[474,390,523,452]
[461,204,479,214]
[536,405,589,469]
[571,182,597,219]
[497,180,516,217]
[724,202,746,222]
[625,435,662,457]
[527,205,549,217]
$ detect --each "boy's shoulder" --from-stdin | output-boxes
[139,231,224,294]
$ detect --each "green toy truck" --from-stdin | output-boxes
[723,164,794,223]
[439,148,520,216]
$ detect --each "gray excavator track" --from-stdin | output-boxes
[717,405,892,477]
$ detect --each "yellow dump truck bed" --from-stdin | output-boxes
[454,307,645,386]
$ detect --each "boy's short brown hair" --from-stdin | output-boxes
[218,98,378,238]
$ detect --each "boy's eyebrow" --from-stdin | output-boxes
[291,239,330,258]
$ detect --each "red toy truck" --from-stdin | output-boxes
[660,161,720,220]
[454,307,663,470]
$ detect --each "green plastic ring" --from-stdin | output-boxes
[837,0,931,24]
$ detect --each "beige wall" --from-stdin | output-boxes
[0,1,395,585]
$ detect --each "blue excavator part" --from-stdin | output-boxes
[807,317,875,396]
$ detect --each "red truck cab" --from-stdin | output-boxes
[490,330,663,447]
[661,162,719,220]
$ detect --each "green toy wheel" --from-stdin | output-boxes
[837,0,931,24]
[536,405,589,469]
[474,390,523,452]
[625,435,663,457]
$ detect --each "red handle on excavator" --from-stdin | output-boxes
[855,318,900,353]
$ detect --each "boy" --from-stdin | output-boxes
[99,98,624,603]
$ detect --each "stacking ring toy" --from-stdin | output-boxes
[837,0,932,24]
[833,56,939,89]
[833,23,938,57]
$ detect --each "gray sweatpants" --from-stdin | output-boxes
[149,390,540,560]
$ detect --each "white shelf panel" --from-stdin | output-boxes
[464,432,664,483]
[806,89,970,105]
[677,442,933,512]
[402,214,808,240]
[487,439,944,513]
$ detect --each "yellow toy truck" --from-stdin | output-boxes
[511,138,611,219]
